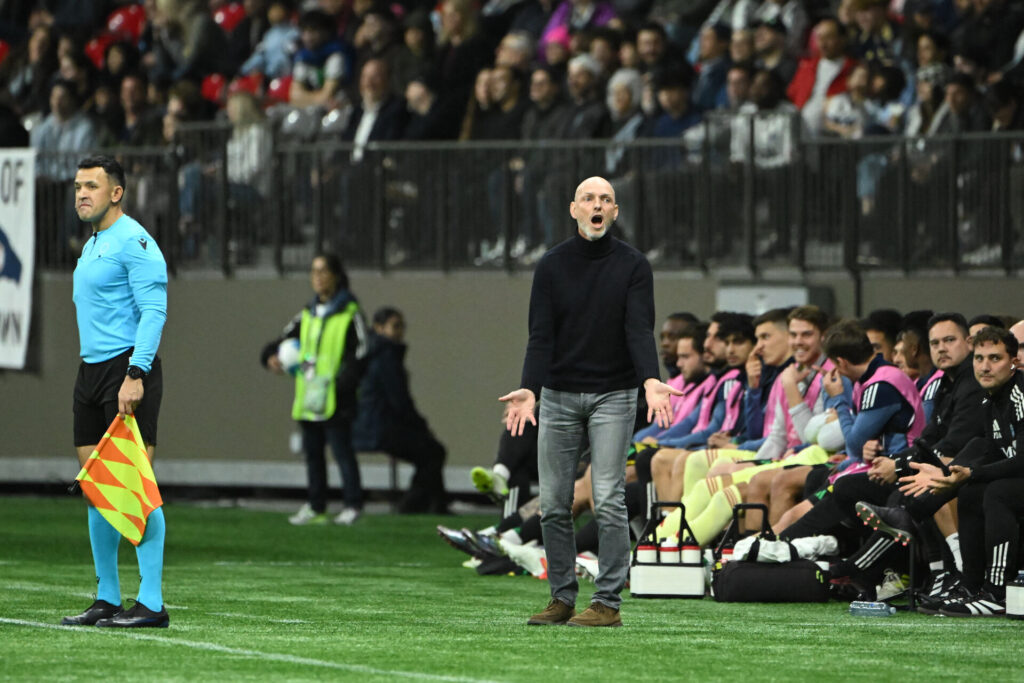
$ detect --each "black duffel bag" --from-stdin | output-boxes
[711,504,830,603]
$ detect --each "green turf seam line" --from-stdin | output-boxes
[0,618,500,683]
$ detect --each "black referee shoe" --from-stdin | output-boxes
[96,601,169,628]
[61,599,123,626]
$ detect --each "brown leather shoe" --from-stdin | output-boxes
[567,602,622,627]
[527,599,576,625]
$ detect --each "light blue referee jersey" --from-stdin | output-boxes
[72,214,167,372]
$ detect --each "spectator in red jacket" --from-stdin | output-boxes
[787,17,856,137]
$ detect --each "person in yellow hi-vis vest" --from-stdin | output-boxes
[261,253,370,525]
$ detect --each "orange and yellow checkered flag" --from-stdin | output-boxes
[75,415,163,546]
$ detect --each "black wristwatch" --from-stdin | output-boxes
[126,365,146,380]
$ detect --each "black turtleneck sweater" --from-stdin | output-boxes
[520,231,660,396]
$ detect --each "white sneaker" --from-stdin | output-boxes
[502,540,547,579]
[289,504,328,526]
[334,507,361,525]
[877,568,908,601]
[575,551,599,582]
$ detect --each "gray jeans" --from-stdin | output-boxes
[538,387,637,609]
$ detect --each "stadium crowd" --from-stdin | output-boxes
[4,0,1024,265]
[442,308,1024,618]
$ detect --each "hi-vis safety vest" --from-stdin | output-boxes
[292,301,359,421]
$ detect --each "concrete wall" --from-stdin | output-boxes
[2,269,1020,486]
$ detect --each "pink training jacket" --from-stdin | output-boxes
[852,364,926,445]
[669,373,717,428]
[762,358,836,448]
[695,367,742,432]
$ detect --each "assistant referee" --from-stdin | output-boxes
[61,155,170,629]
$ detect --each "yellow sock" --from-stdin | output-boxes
[682,476,725,523]
[689,484,743,546]
[656,508,681,541]
[682,450,716,496]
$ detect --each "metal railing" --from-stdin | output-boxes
[34,115,1024,275]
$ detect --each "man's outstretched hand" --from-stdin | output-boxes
[645,378,685,429]
[499,388,537,436]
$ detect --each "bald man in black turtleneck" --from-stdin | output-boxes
[501,176,681,628]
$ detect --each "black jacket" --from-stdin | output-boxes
[970,372,1024,482]
[352,333,429,449]
[894,354,986,476]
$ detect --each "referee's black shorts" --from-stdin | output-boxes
[73,349,163,447]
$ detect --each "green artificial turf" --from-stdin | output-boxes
[1,496,1022,682]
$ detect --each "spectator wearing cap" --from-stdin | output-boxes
[753,17,796,85]
[539,0,617,61]
[563,53,611,138]
[290,9,353,108]
[787,17,857,137]
[693,23,732,112]
[239,0,300,79]
[849,0,902,64]
[353,7,403,89]
[392,9,435,90]
[752,0,809,58]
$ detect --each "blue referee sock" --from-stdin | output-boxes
[135,506,166,612]
[87,506,121,605]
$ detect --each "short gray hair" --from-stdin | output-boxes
[606,68,642,112]
[568,53,601,78]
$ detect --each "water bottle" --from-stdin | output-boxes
[659,536,681,564]
[849,600,896,617]
[1006,571,1024,620]
[636,542,657,563]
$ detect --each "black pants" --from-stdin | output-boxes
[379,427,448,513]
[780,472,894,540]
[494,422,539,494]
[300,416,362,513]
[956,478,1024,593]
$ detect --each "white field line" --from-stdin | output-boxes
[0,618,501,683]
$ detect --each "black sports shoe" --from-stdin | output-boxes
[939,587,1006,618]
[855,502,916,545]
[436,525,485,559]
[917,582,969,615]
[461,528,504,559]
[95,601,169,628]
[61,599,122,626]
